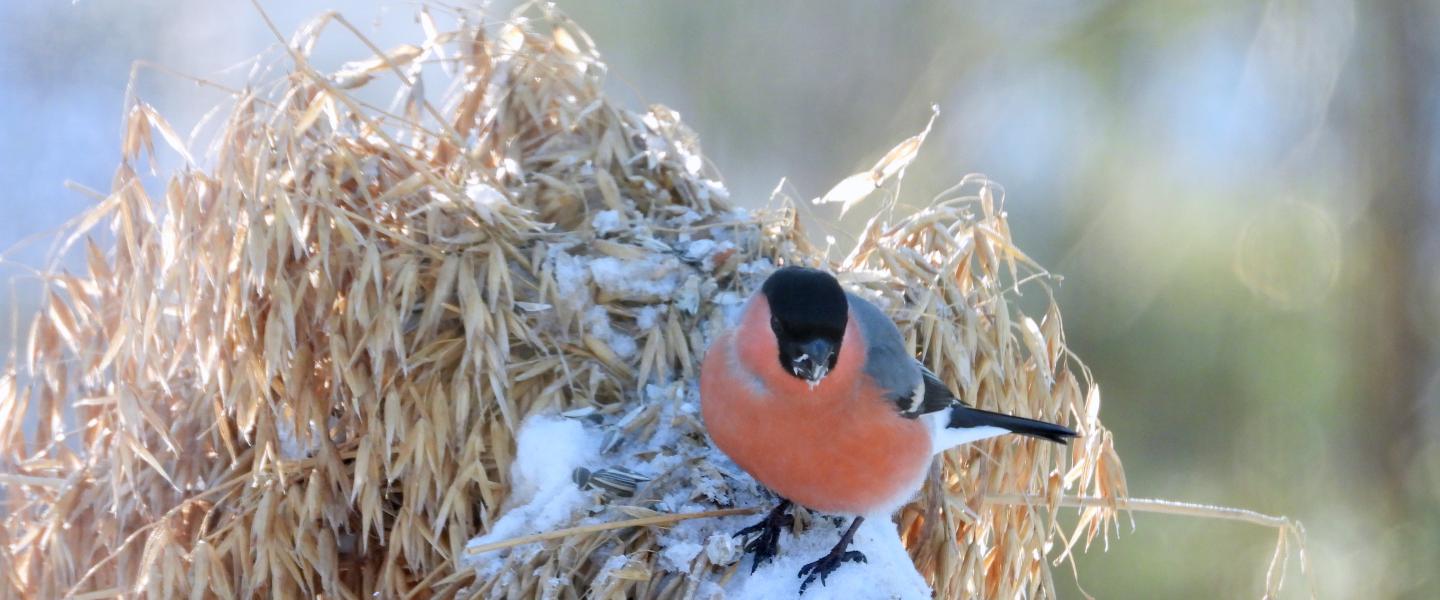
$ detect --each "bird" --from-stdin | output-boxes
[700,266,1076,593]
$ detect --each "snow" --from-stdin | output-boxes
[712,293,748,330]
[588,255,683,301]
[275,417,318,460]
[466,180,507,208]
[704,532,744,566]
[591,554,634,591]
[683,238,718,263]
[722,516,931,600]
[584,306,637,358]
[713,258,774,327]
[659,540,704,572]
[634,306,661,330]
[736,257,774,276]
[673,208,704,226]
[276,416,334,460]
[701,179,730,201]
[499,157,522,178]
[462,416,602,576]
[675,275,703,314]
[548,245,592,317]
[591,209,625,236]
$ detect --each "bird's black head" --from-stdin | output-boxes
[760,266,848,385]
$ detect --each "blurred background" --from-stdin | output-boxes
[2,1,1436,597]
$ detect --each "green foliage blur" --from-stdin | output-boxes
[2,1,1436,597]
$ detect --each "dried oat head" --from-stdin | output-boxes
[0,3,1125,598]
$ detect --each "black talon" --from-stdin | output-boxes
[798,516,867,594]
[734,499,793,573]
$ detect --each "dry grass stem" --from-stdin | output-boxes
[463,507,759,557]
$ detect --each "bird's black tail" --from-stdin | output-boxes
[948,405,1077,444]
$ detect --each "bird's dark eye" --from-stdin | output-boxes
[770,315,782,333]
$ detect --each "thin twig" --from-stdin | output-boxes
[463,507,759,556]
[984,494,1317,599]
[982,493,1293,529]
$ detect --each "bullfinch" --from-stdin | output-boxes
[701,266,1076,592]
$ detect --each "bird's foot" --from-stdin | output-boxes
[797,517,866,594]
[734,499,793,573]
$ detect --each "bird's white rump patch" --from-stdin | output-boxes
[921,410,1008,455]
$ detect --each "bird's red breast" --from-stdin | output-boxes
[701,296,932,515]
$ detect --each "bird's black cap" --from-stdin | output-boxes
[761,267,848,381]
[760,266,848,340]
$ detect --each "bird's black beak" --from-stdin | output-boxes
[791,338,835,384]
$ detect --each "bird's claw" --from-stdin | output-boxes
[734,501,793,573]
[741,527,783,572]
[734,512,793,539]
[797,550,867,594]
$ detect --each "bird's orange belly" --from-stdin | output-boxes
[701,355,932,515]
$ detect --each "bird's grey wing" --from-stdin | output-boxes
[916,364,962,414]
[846,292,954,418]
[848,292,1073,447]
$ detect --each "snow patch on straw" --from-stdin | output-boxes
[591,209,625,236]
[584,306,637,358]
[466,180,507,210]
[275,416,328,460]
[725,518,931,600]
[588,254,684,300]
[463,415,602,575]
[549,246,593,310]
[658,539,703,573]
